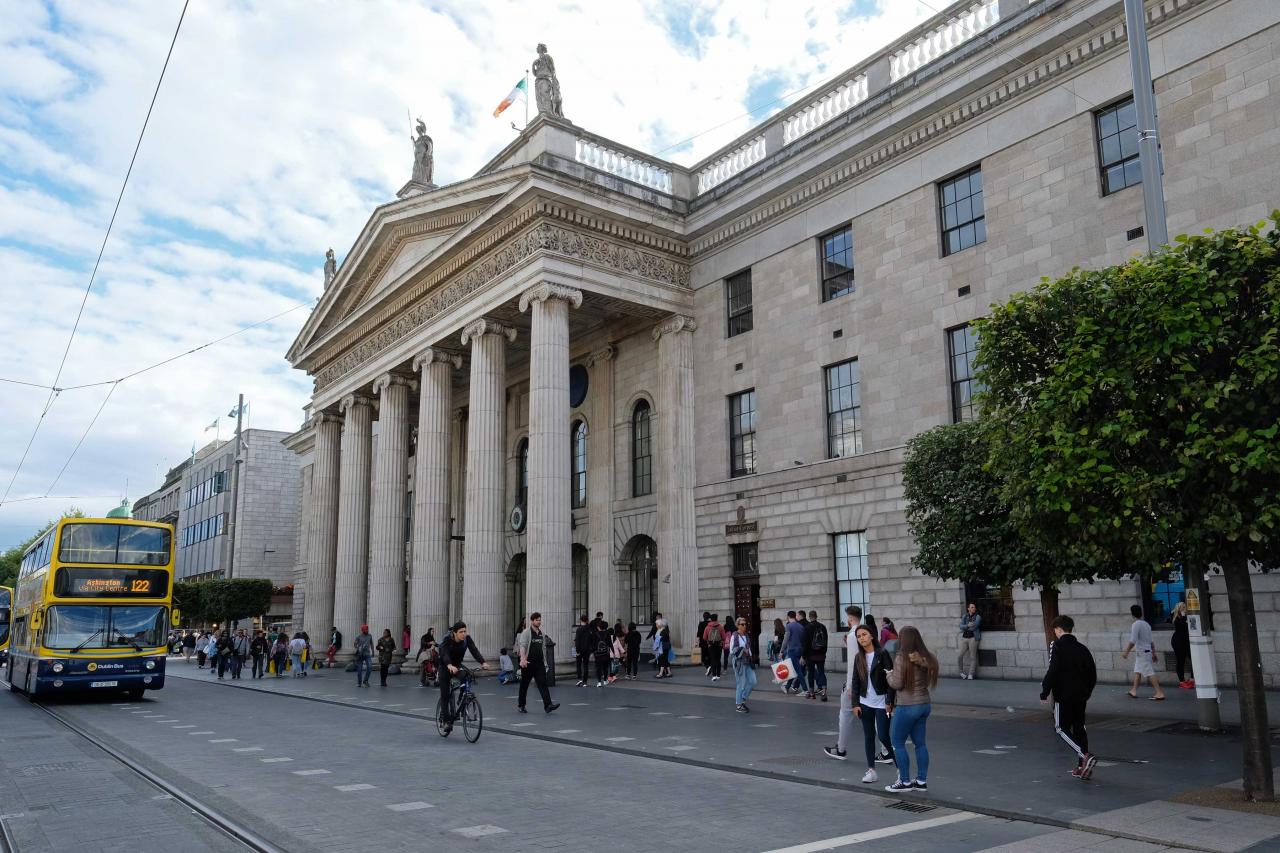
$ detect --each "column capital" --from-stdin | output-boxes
[587,345,616,366]
[412,347,463,372]
[372,372,415,396]
[311,409,342,426]
[340,393,375,413]
[651,314,698,341]
[518,283,583,313]
[460,317,517,346]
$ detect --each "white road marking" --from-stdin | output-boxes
[335,784,376,792]
[293,769,331,776]
[189,731,215,735]
[410,707,433,712]
[232,747,264,753]
[570,703,590,706]
[383,703,404,708]
[509,722,536,727]
[752,723,777,728]
[154,719,180,723]
[649,712,672,716]
[387,802,434,812]
[606,737,634,743]
[666,745,697,752]
[606,707,628,711]
[552,729,581,734]
[814,731,839,736]
[451,825,507,839]
[758,812,979,852]
[973,749,1008,755]
[209,739,238,743]
[679,715,702,720]
[260,758,293,763]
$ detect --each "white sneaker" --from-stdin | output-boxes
[705,666,712,676]
[711,675,720,682]
[596,681,603,688]
[862,768,878,784]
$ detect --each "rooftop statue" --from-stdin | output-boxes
[411,118,434,185]
[532,43,563,118]
[323,248,337,289]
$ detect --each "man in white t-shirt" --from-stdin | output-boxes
[1121,604,1166,700]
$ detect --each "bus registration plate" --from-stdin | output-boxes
[89,681,119,688]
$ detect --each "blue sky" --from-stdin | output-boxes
[0,0,929,548]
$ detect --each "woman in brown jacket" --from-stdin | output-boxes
[884,626,939,793]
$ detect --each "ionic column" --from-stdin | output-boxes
[654,315,698,655]
[410,348,461,650]
[333,393,373,655]
[460,318,516,659]
[587,346,616,621]
[302,411,340,643]
[367,373,412,657]
[519,283,583,642]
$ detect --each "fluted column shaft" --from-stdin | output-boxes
[654,316,698,655]
[411,349,460,649]
[461,319,515,659]
[333,394,373,656]
[521,284,582,642]
[587,347,616,621]
[367,373,411,656]
[302,412,341,643]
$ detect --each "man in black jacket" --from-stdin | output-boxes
[1040,614,1098,780]
[439,621,488,732]
[574,614,594,686]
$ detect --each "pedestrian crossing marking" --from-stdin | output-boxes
[189,731,215,735]
[260,758,293,763]
[293,770,331,776]
[666,745,697,751]
[232,747,264,752]
[335,783,376,792]
[509,722,536,727]
[606,737,635,742]
[387,802,434,811]
[171,725,196,729]
[209,739,238,743]
[451,825,507,838]
[552,729,581,734]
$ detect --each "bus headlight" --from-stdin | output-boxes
[143,676,153,684]
[145,660,156,670]
[51,662,64,673]
[53,679,64,687]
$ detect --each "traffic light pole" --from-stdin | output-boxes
[1122,0,1169,252]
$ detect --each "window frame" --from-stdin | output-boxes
[963,579,1016,631]
[629,537,658,627]
[570,420,588,510]
[938,165,986,257]
[517,438,529,508]
[724,269,754,338]
[818,225,855,302]
[728,389,758,478]
[824,358,863,459]
[631,400,653,497]
[731,542,759,577]
[947,323,982,424]
[1095,96,1142,196]
[832,532,870,632]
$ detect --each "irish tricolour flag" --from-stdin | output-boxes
[493,77,527,118]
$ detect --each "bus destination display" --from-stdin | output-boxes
[55,568,170,599]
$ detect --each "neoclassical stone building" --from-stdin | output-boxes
[285,0,1280,682]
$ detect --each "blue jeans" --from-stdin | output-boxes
[787,654,806,691]
[356,656,372,685]
[806,659,827,693]
[290,653,304,676]
[891,703,931,783]
[734,662,757,705]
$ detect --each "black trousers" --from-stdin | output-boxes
[624,655,638,677]
[251,654,264,678]
[379,662,390,686]
[1174,645,1190,681]
[439,670,455,720]
[519,662,552,708]
[1054,700,1089,761]
[595,654,610,683]
[576,654,591,682]
[708,648,722,677]
[217,654,231,677]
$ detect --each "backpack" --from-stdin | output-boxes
[707,624,724,645]
[811,625,827,654]
[595,634,609,656]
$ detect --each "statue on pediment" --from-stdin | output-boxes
[411,119,434,184]
[532,43,563,118]
[323,248,337,289]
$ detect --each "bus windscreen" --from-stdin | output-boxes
[58,523,170,566]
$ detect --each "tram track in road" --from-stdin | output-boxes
[31,702,286,853]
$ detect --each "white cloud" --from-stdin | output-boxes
[0,0,929,544]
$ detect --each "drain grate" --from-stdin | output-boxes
[19,761,94,777]
[885,800,935,813]
[760,755,825,767]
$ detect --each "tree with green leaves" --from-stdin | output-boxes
[976,215,1280,802]
[201,578,273,629]
[172,581,207,626]
[903,421,1105,649]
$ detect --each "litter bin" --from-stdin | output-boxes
[544,637,557,686]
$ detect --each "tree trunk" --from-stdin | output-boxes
[1223,554,1274,802]
[1039,586,1060,650]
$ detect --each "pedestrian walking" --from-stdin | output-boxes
[730,617,756,712]
[1122,604,1166,699]
[288,632,307,678]
[183,630,196,662]
[196,631,208,668]
[825,620,896,784]
[215,629,234,679]
[271,634,288,677]
[1170,603,1193,688]
[806,610,829,701]
[377,629,396,686]
[515,612,560,714]
[230,629,249,679]
[885,626,939,792]
[574,614,594,686]
[696,612,711,675]
[353,625,374,687]
[417,629,438,687]
[958,602,982,680]
[655,619,673,678]
[767,617,785,663]
[782,611,806,694]
[702,614,725,681]
[592,620,611,688]
[624,622,641,680]
[609,629,624,684]
[1039,614,1099,780]
[250,630,267,679]
[647,612,663,672]
[402,624,412,658]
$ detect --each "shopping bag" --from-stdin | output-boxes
[770,659,794,683]
[267,659,276,675]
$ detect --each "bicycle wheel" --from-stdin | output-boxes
[435,696,451,737]
[460,694,483,743]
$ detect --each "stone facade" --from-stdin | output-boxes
[284,0,1280,684]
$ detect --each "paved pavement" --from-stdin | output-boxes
[143,656,1280,852]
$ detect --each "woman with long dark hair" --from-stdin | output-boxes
[885,626,939,792]
[826,624,896,783]
[768,617,786,663]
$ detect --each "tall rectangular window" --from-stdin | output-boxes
[631,402,653,497]
[728,390,757,477]
[948,324,982,423]
[825,359,862,458]
[833,532,870,628]
[939,166,986,256]
[725,269,753,337]
[820,225,854,301]
[731,542,759,576]
[1096,97,1141,195]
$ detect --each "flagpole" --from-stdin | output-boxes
[525,69,529,127]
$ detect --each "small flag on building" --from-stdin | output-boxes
[228,402,249,418]
[203,418,219,432]
[493,77,527,118]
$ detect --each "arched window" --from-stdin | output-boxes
[632,400,652,497]
[517,438,529,507]
[572,544,589,618]
[571,420,587,509]
[627,536,658,626]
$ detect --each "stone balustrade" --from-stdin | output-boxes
[696,135,767,195]
[890,0,1001,82]
[575,138,673,193]
[783,75,870,146]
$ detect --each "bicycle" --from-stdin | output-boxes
[435,665,483,742]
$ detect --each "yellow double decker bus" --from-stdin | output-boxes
[4,517,176,700]
[0,585,11,668]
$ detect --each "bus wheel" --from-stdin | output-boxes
[126,689,145,701]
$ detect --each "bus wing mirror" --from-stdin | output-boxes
[171,608,182,627]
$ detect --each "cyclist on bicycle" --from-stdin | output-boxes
[439,621,488,732]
